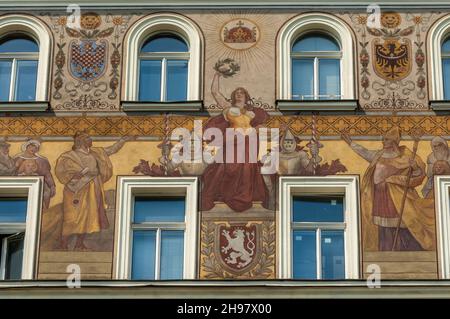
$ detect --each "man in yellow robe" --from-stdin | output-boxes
[55,132,133,250]
[342,127,436,251]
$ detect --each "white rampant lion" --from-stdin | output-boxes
[221,228,256,268]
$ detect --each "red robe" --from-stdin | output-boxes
[201,106,269,212]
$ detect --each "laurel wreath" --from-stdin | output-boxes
[214,58,240,78]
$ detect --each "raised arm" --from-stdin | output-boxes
[341,133,377,163]
[104,136,136,156]
[211,72,232,109]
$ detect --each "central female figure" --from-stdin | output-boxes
[201,71,270,212]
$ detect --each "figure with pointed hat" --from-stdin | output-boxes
[342,127,435,251]
[278,127,322,175]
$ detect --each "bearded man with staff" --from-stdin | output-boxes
[342,127,435,251]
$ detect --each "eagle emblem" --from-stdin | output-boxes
[69,39,107,82]
[216,224,261,274]
[373,38,411,81]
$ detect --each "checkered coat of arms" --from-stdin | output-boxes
[69,39,107,82]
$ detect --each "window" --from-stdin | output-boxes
[114,177,198,280]
[123,13,202,104]
[278,176,359,279]
[291,33,341,100]
[442,37,450,100]
[139,34,189,102]
[0,177,42,280]
[292,196,345,279]
[0,35,39,102]
[131,197,185,279]
[277,13,355,105]
[0,15,51,104]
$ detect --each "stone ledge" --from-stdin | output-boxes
[121,101,203,112]
[277,99,358,111]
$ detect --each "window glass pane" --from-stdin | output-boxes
[131,230,156,280]
[14,60,37,101]
[321,230,345,280]
[0,36,38,53]
[293,230,317,279]
[4,233,24,280]
[134,197,185,223]
[293,196,344,223]
[442,38,450,53]
[160,230,184,280]
[293,33,340,52]
[141,35,188,53]
[166,60,188,101]
[0,60,12,101]
[319,59,340,99]
[139,60,162,101]
[292,59,314,100]
[0,198,27,223]
[443,58,450,100]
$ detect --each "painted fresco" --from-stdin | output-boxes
[0,9,449,279]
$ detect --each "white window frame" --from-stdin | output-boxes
[0,177,42,280]
[428,14,450,101]
[278,176,360,279]
[434,176,450,278]
[138,35,190,101]
[123,13,203,102]
[277,13,355,101]
[0,15,51,102]
[114,176,198,280]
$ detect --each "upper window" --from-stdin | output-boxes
[277,13,354,101]
[442,37,450,100]
[278,176,360,280]
[114,177,198,280]
[291,33,341,100]
[0,35,39,102]
[139,34,189,102]
[0,15,52,103]
[123,13,202,103]
[0,177,42,280]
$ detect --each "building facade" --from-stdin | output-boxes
[1,0,450,298]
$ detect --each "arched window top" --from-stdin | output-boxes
[141,34,188,53]
[292,33,340,52]
[442,36,450,53]
[0,35,38,53]
[0,15,51,103]
[123,13,203,102]
[277,12,355,100]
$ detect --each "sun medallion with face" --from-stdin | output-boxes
[380,12,402,29]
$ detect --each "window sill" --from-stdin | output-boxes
[0,101,49,112]
[430,100,450,111]
[277,99,358,111]
[121,101,203,112]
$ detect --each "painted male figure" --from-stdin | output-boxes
[55,132,133,250]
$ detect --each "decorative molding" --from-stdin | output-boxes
[278,176,360,279]
[277,12,355,100]
[113,176,198,280]
[122,13,203,101]
[0,102,49,112]
[434,176,450,279]
[277,99,358,111]
[121,101,203,112]
[0,14,52,102]
[1,115,450,137]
